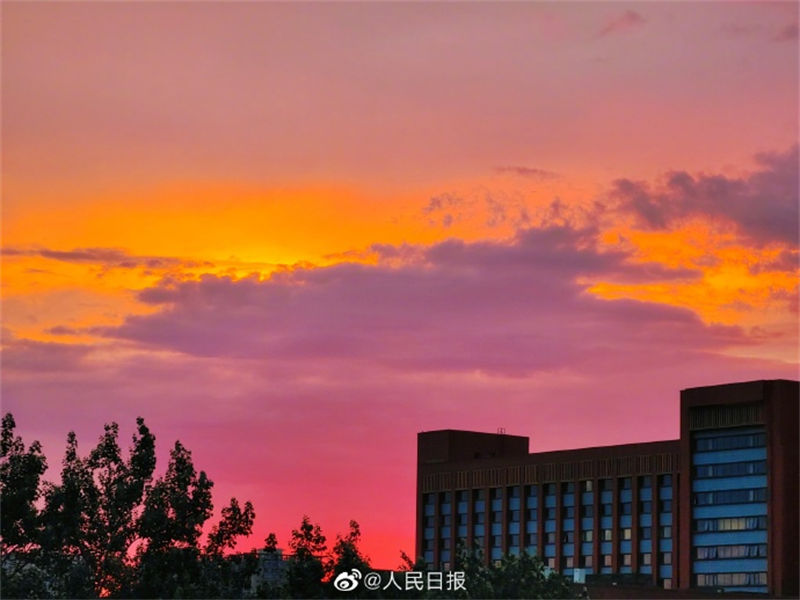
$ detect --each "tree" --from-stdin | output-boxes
[445,544,575,599]
[37,418,157,597]
[284,516,328,598]
[134,440,214,597]
[206,498,256,556]
[0,413,50,597]
[264,532,279,553]
[327,520,373,597]
[0,414,47,555]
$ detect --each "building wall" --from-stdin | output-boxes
[417,380,798,596]
[417,436,680,588]
[679,379,799,596]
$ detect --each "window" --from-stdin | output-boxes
[581,555,593,568]
[474,512,485,524]
[440,514,451,526]
[508,486,520,498]
[640,553,651,566]
[621,502,632,515]
[525,533,537,546]
[620,528,632,540]
[491,488,503,500]
[546,532,556,544]
[457,490,468,503]
[695,544,767,560]
[639,527,651,540]
[509,510,521,522]
[562,506,575,519]
[693,488,767,506]
[581,480,593,492]
[563,556,574,568]
[638,475,652,488]
[660,525,672,538]
[659,551,672,565]
[659,474,672,487]
[695,572,767,587]
[562,531,574,543]
[545,507,556,520]
[659,499,672,513]
[581,530,593,542]
[694,433,766,452]
[526,508,537,521]
[602,529,612,541]
[622,554,632,566]
[491,535,501,547]
[600,479,613,492]
[547,557,556,569]
[457,514,467,526]
[639,501,652,514]
[603,554,612,567]
[492,511,502,523]
[620,477,632,490]
[602,504,613,517]
[544,483,556,495]
[474,489,485,501]
[694,461,767,479]
[562,482,575,494]
[581,505,594,518]
[507,534,519,547]
[440,538,451,550]
[424,516,435,528]
[693,516,767,532]
[473,536,484,547]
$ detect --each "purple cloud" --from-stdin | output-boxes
[1,337,93,373]
[610,145,799,246]
[88,226,732,378]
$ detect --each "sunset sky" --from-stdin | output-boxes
[2,2,798,567]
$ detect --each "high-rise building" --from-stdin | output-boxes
[415,380,798,596]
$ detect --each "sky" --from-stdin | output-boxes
[2,2,798,568]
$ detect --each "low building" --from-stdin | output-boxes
[416,380,798,596]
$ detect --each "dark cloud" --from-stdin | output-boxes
[45,325,81,336]
[495,166,560,180]
[774,22,798,41]
[1,246,213,271]
[610,145,799,246]
[598,10,646,37]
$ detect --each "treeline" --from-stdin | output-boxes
[1,414,573,599]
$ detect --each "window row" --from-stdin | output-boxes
[693,516,767,532]
[693,488,767,506]
[694,432,766,453]
[693,460,766,479]
[451,501,670,522]
[694,544,767,560]
[425,475,674,507]
[695,572,767,587]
